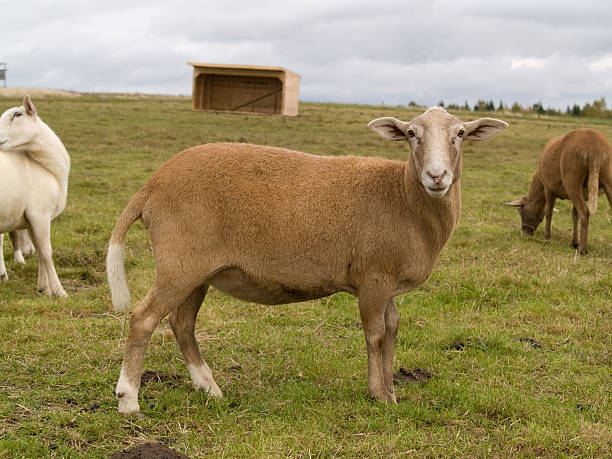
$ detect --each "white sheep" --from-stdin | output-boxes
[107,107,507,415]
[0,96,70,296]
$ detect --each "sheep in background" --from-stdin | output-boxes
[507,129,612,254]
[0,96,70,296]
[107,107,507,415]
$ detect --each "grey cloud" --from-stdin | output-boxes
[1,1,611,108]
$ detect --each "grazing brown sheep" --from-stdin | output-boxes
[507,128,612,254]
[107,107,507,415]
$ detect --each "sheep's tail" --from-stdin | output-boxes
[106,190,147,312]
[587,154,601,215]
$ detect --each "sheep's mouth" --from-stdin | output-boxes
[425,185,449,197]
[521,225,535,235]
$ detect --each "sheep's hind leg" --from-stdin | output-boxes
[567,196,589,255]
[168,283,223,398]
[571,206,579,249]
[12,230,35,263]
[20,230,36,258]
[0,234,7,281]
[602,180,612,212]
[116,278,195,415]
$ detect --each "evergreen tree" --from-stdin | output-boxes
[473,100,488,111]
[532,101,545,115]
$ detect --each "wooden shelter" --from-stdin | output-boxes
[188,63,301,116]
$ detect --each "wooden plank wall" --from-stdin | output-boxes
[194,74,282,114]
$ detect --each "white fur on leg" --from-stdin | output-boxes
[14,249,25,265]
[115,366,140,414]
[187,363,223,398]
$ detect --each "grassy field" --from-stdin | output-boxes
[0,95,610,458]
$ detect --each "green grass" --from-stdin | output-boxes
[0,95,610,458]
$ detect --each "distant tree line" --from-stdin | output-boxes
[407,97,612,119]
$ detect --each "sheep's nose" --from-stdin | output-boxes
[427,170,448,184]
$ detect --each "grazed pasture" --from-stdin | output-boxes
[0,95,610,457]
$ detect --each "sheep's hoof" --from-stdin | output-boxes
[0,272,8,282]
[368,389,397,404]
[120,410,145,419]
[571,242,579,249]
[39,287,68,298]
[53,289,69,298]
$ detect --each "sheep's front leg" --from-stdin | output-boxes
[383,298,399,402]
[27,216,67,297]
[358,288,396,403]
[0,234,7,281]
[543,189,556,240]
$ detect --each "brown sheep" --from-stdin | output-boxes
[106,107,508,415]
[507,128,612,254]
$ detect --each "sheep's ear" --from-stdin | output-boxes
[368,117,409,141]
[506,198,525,207]
[464,118,507,141]
[23,95,37,120]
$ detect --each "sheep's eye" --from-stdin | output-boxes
[407,129,416,138]
[457,129,465,137]
[12,112,22,120]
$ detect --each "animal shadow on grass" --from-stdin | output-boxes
[140,370,182,385]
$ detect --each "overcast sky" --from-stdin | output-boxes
[2,0,612,109]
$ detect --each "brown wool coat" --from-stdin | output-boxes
[509,128,612,254]
[112,143,460,303]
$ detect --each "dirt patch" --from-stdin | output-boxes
[448,340,468,351]
[0,87,81,98]
[109,443,190,459]
[518,337,543,349]
[140,370,181,385]
[393,368,433,385]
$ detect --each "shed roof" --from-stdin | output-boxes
[187,62,299,77]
